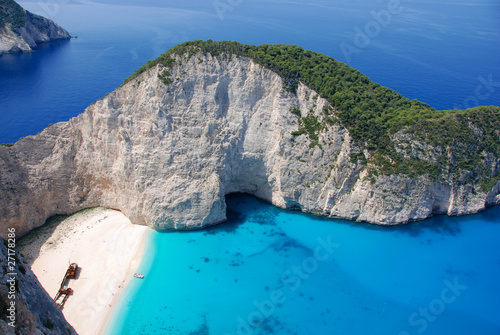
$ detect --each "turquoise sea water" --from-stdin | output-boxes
[106,194,500,335]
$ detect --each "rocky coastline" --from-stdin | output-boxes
[1,47,499,239]
[0,1,70,55]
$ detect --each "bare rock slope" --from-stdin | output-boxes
[0,0,70,54]
[1,50,499,238]
[0,237,76,334]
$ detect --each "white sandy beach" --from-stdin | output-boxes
[18,208,149,335]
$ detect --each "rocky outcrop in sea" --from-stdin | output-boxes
[0,1,70,55]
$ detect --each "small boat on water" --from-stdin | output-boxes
[134,273,144,279]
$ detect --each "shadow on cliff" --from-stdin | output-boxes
[391,215,462,237]
[203,193,280,236]
[203,193,253,235]
[17,214,69,265]
[388,204,500,237]
[344,204,500,238]
[218,193,500,241]
[203,206,247,235]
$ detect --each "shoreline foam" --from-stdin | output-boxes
[18,208,149,335]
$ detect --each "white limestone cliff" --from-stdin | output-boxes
[1,52,499,239]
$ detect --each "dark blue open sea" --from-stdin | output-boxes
[2,0,500,334]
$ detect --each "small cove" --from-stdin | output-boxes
[105,194,500,334]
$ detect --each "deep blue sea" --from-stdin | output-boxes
[2,0,500,334]
[1,0,499,144]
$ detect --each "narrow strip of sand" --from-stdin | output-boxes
[18,208,149,335]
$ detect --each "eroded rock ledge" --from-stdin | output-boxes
[1,52,499,238]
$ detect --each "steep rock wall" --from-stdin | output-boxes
[0,238,76,334]
[1,53,499,238]
[0,10,70,54]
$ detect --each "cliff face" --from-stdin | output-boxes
[0,1,70,54]
[0,52,499,238]
[0,238,76,334]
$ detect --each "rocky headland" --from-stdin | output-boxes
[1,41,500,240]
[0,0,70,55]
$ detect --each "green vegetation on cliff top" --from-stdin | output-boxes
[0,0,26,29]
[125,40,500,191]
